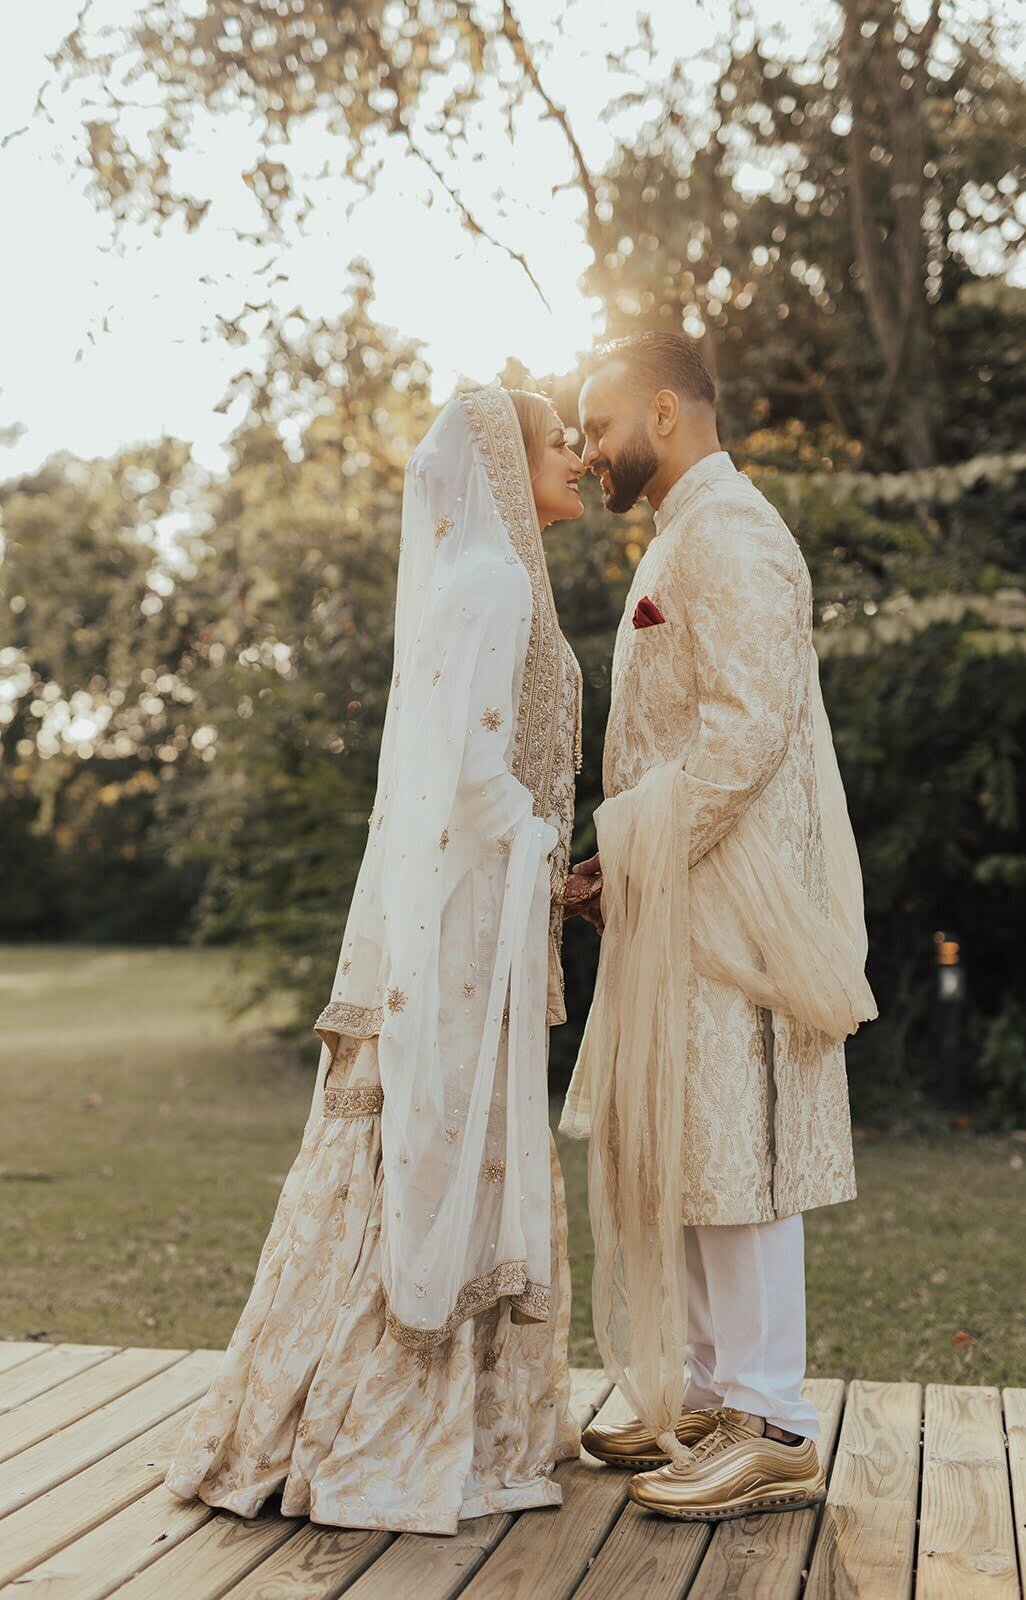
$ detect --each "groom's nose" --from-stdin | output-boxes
[582,440,601,470]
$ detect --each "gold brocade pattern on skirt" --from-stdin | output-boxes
[164,1039,579,1536]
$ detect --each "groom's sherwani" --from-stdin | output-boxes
[603,451,856,1226]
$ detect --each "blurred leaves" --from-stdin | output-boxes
[3,1,1023,1111]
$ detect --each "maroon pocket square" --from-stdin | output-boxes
[632,595,666,629]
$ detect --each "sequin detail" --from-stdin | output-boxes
[481,1159,506,1183]
[481,707,503,732]
[386,986,407,1014]
[434,515,454,542]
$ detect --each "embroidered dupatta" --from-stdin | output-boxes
[312,388,579,1348]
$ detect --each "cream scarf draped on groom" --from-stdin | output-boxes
[560,453,876,1467]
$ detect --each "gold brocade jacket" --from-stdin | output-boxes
[604,452,857,1224]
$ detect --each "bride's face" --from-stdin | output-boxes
[532,415,584,530]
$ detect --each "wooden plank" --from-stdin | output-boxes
[339,1369,617,1600]
[0,1344,121,1414]
[645,1377,846,1600]
[108,1509,300,1600]
[916,1384,1018,1600]
[574,1502,709,1600]
[1003,1390,1026,1600]
[0,1346,183,1465]
[1,1483,215,1600]
[0,1348,215,1519]
[219,1526,392,1600]
[0,1344,51,1379]
[0,1376,219,1587]
[805,1379,921,1600]
[569,1368,611,1419]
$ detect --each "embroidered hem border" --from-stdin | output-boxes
[384,1261,551,1349]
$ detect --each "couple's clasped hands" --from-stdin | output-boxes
[563,851,604,935]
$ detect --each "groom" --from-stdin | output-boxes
[566,331,861,1521]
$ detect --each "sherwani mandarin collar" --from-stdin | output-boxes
[652,450,737,535]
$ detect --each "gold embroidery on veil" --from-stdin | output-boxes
[458,388,564,820]
[459,388,582,1026]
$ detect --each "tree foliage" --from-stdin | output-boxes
[5,2,1025,1113]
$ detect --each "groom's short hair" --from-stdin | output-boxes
[590,331,716,409]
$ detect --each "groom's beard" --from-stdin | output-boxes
[601,422,659,513]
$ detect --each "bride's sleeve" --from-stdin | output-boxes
[679,500,811,867]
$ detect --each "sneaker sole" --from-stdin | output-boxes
[627,1484,826,1522]
[584,1448,671,1470]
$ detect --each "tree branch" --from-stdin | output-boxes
[408,138,552,312]
[841,2,900,359]
[500,1,607,262]
[361,10,552,312]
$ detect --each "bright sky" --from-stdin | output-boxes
[1,0,1021,483]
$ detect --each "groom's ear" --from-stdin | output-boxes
[653,387,680,436]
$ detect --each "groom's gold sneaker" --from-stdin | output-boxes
[626,1408,825,1521]
[581,1407,719,1470]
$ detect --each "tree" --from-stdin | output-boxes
[0,440,208,939]
[51,0,611,308]
[587,1,1026,469]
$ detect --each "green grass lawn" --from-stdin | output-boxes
[3,945,1024,1387]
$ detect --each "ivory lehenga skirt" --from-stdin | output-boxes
[164,1038,580,1536]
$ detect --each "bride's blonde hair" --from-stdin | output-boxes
[509,388,558,478]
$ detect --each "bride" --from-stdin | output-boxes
[165,387,587,1535]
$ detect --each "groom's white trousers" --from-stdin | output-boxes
[680,1214,821,1441]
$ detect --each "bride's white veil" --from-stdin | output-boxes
[310,389,569,1347]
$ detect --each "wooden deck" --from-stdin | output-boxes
[0,1343,1023,1598]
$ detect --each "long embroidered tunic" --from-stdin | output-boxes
[604,451,857,1224]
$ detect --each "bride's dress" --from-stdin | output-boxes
[163,1039,578,1535]
[166,388,583,1535]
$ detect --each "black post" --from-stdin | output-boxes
[934,931,965,1108]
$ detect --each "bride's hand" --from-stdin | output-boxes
[563,879,604,935]
[564,850,604,933]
